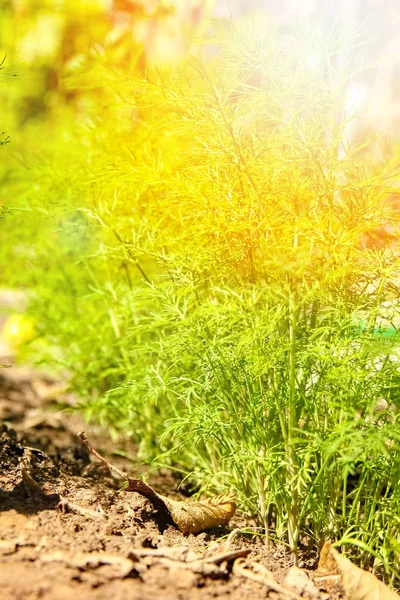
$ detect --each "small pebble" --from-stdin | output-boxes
[298,560,306,568]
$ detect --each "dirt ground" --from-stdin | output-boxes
[0,366,344,600]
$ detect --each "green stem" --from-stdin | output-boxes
[287,293,299,562]
[257,447,270,547]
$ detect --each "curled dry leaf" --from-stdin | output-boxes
[77,431,236,534]
[318,542,399,600]
[160,490,236,534]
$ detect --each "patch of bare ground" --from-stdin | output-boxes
[0,366,343,600]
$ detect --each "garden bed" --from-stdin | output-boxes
[0,366,343,600]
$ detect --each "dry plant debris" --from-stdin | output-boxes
[128,545,252,578]
[77,431,236,534]
[36,545,250,580]
[7,421,400,600]
[317,542,399,600]
[233,558,306,600]
[20,447,105,519]
[3,371,400,600]
[40,550,135,579]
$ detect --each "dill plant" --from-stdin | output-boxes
[0,56,14,146]
[6,21,400,573]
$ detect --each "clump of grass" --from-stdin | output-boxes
[4,19,400,577]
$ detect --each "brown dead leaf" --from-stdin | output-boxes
[318,540,340,575]
[160,490,236,534]
[318,542,399,600]
[78,431,236,534]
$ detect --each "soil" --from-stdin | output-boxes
[0,366,344,600]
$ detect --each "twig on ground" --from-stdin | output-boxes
[77,431,168,510]
[20,448,104,519]
[77,431,236,534]
[57,497,105,519]
[224,528,241,548]
[40,550,137,579]
[20,450,59,505]
[130,547,250,565]
[77,431,129,481]
[233,558,304,600]
[128,546,251,578]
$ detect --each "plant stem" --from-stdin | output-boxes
[287,292,299,562]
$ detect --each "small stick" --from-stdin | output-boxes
[131,547,250,565]
[233,558,304,600]
[204,549,251,565]
[222,527,240,550]
[78,431,237,534]
[78,431,127,480]
[20,449,103,518]
[20,450,59,505]
[57,498,104,519]
[77,431,168,511]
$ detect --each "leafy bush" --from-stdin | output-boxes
[3,20,400,574]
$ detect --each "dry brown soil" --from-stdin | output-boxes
[0,366,343,600]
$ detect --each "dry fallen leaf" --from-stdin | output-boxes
[318,542,399,600]
[159,490,236,534]
[78,431,236,534]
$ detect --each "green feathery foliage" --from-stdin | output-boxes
[2,18,400,577]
